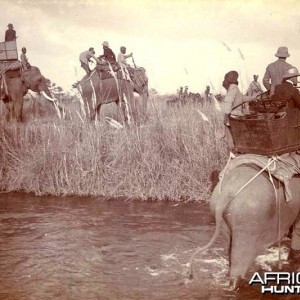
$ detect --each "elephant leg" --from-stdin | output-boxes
[229,232,258,287]
[291,214,300,251]
[117,100,127,123]
[6,77,24,122]
[140,90,148,121]
[114,100,123,122]
[5,101,14,122]
[83,101,90,119]
[13,96,24,122]
[95,104,101,121]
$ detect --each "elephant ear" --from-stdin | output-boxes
[30,66,42,76]
[21,66,42,88]
[21,70,31,88]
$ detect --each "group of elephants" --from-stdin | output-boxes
[0,64,148,123]
[1,61,298,292]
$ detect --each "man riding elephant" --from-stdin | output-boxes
[263,46,295,96]
[5,23,17,42]
[79,47,100,75]
[117,46,133,80]
[20,47,31,71]
[99,41,116,64]
[271,67,300,266]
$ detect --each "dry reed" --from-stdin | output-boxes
[0,95,228,201]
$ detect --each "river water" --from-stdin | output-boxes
[0,193,297,299]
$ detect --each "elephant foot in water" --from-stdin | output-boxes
[229,276,248,291]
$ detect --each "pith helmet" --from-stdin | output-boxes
[275,47,290,58]
[282,67,300,79]
[102,41,109,47]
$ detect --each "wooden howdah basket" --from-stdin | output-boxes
[229,98,300,156]
[0,41,18,61]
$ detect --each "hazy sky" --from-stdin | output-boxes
[2,0,300,94]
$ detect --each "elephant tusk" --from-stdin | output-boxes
[41,91,62,119]
[41,91,57,102]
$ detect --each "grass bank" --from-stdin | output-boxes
[0,96,228,201]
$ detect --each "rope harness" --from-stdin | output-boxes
[219,153,284,269]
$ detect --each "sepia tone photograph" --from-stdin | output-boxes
[1,0,300,299]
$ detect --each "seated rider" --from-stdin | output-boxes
[270,67,300,267]
[117,46,132,68]
[99,41,117,65]
[222,71,257,149]
[20,47,31,70]
[223,71,257,124]
[271,67,300,109]
[117,46,133,80]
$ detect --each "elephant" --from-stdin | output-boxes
[188,165,300,290]
[78,66,148,123]
[78,71,135,123]
[0,64,60,122]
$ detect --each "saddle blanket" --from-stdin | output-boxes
[219,151,300,201]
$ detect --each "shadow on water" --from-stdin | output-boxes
[0,193,298,300]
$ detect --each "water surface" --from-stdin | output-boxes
[0,193,296,299]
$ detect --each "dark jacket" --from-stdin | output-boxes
[100,47,116,64]
[5,29,16,41]
[271,81,300,109]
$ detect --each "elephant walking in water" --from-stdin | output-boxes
[189,165,300,290]
[78,66,148,123]
[0,64,60,122]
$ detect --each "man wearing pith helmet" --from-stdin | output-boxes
[276,66,300,264]
[271,67,300,109]
[263,46,294,96]
[99,41,116,64]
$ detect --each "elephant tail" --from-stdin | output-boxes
[187,193,234,280]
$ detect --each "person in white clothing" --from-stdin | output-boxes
[117,46,132,68]
[247,75,263,97]
[222,70,256,149]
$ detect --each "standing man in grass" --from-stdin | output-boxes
[263,47,295,96]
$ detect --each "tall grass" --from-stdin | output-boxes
[0,95,228,201]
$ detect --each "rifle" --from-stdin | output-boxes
[131,54,137,69]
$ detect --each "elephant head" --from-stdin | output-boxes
[21,66,64,118]
[21,67,55,101]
